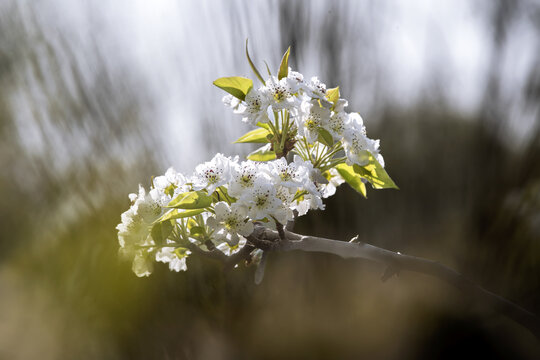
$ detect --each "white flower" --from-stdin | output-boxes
[132,249,154,277]
[264,157,308,189]
[327,111,350,140]
[192,153,233,194]
[239,179,282,221]
[292,155,320,195]
[153,168,190,196]
[296,99,331,143]
[292,193,325,216]
[274,185,295,223]
[319,168,345,198]
[228,160,269,198]
[305,76,327,99]
[156,245,190,272]
[334,98,348,113]
[131,185,164,223]
[223,94,242,112]
[117,208,146,248]
[207,202,254,246]
[216,237,247,256]
[288,68,304,85]
[343,114,384,167]
[116,185,164,254]
[343,114,369,165]
[265,75,299,111]
[232,87,271,125]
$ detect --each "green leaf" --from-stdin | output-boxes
[278,47,291,80]
[335,163,367,198]
[352,153,399,189]
[186,218,198,230]
[245,39,265,84]
[157,208,205,222]
[189,226,205,236]
[326,86,340,105]
[256,122,270,130]
[213,186,235,203]
[317,127,334,147]
[234,128,271,144]
[213,76,253,101]
[150,220,173,245]
[164,184,175,197]
[247,146,276,162]
[168,191,213,209]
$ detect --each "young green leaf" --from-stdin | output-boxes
[213,77,253,101]
[164,184,175,197]
[256,122,270,130]
[278,46,291,80]
[189,226,206,237]
[157,208,205,223]
[317,128,334,147]
[326,86,340,105]
[150,220,174,245]
[352,153,398,189]
[245,39,265,84]
[168,191,213,209]
[247,145,277,161]
[334,163,367,198]
[234,127,271,144]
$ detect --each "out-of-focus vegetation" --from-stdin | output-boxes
[0,0,539,359]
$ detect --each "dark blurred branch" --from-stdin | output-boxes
[186,242,254,271]
[248,226,540,340]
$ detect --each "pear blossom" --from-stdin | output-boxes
[274,185,295,223]
[116,208,146,248]
[287,68,304,84]
[327,111,350,140]
[319,168,345,198]
[305,76,327,99]
[228,160,268,197]
[207,202,254,246]
[296,99,331,143]
[292,156,320,195]
[222,94,241,111]
[334,98,348,113]
[264,157,308,189]
[156,244,190,272]
[343,115,384,167]
[229,87,271,125]
[116,184,166,255]
[131,185,165,223]
[132,250,154,277]
[239,179,283,221]
[153,167,190,197]
[216,237,248,256]
[292,192,325,216]
[265,75,299,110]
[192,153,233,194]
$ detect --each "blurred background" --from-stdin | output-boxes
[0,0,539,359]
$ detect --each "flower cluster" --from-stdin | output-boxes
[117,47,397,277]
[222,67,385,167]
[116,154,341,277]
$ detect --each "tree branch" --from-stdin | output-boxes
[186,241,255,271]
[249,226,540,339]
